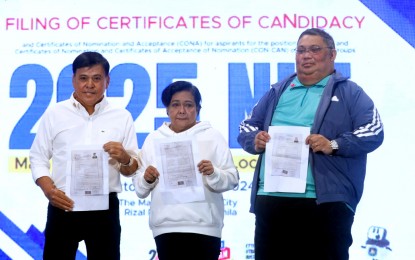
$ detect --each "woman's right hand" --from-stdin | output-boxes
[144,165,160,184]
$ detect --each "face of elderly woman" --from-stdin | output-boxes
[167,90,198,133]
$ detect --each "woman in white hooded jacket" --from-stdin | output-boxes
[132,80,239,260]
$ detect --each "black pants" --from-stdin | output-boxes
[43,193,121,260]
[254,196,354,260]
[155,232,221,260]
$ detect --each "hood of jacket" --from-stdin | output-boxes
[158,121,212,137]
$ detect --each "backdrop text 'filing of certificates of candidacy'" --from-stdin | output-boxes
[264,126,309,193]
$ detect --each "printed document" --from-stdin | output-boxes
[154,135,205,204]
[264,126,310,193]
[66,145,109,211]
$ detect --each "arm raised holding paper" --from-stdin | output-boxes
[103,141,140,176]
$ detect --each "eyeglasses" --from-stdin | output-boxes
[295,46,332,55]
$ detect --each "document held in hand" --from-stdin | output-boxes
[66,145,109,211]
[264,126,310,193]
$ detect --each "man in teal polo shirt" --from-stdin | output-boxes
[238,28,384,260]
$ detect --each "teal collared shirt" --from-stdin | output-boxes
[257,75,330,198]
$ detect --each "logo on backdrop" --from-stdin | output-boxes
[361,225,392,259]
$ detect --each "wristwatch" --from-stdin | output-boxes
[330,140,339,155]
[120,156,134,167]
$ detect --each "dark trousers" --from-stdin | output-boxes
[254,195,354,260]
[155,232,221,260]
[43,193,121,260]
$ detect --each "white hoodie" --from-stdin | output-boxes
[133,121,239,238]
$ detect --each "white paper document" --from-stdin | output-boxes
[264,126,310,193]
[66,145,109,211]
[154,135,205,204]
